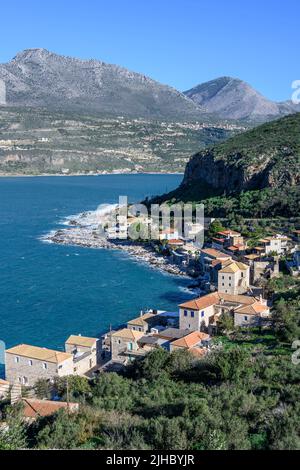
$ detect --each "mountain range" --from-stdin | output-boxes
[0,49,203,121]
[184,76,300,121]
[0,49,299,122]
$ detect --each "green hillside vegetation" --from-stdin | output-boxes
[211,111,300,166]
[151,113,300,218]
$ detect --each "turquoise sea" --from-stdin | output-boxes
[0,174,194,354]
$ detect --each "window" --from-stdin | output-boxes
[184,310,188,317]
[191,311,194,318]
[222,283,224,286]
[244,316,248,321]
[42,362,48,370]
[201,311,205,318]
[18,377,22,383]
[28,360,33,366]
[14,356,20,364]
[222,275,224,280]
[23,377,28,385]
[241,272,244,278]
[229,276,232,280]
[229,283,231,287]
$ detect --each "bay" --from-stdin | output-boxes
[0,174,194,352]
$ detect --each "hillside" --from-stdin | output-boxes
[151,113,300,217]
[0,49,205,121]
[184,77,300,122]
[0,107,242,175]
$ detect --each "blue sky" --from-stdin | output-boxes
[0,0,299,101]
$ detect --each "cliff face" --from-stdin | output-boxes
[178,113,300,198]
[182,147,299,196]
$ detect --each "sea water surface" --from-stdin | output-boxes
[0,174,194,352]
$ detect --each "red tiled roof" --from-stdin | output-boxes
[172,331,210,349]
[201,248,231,259]
[217,230,241,236]
[22,399,79,418]
[168,239,184,245]
[180,292,263,311]
[180,293,219,310]
[212,237,225,243]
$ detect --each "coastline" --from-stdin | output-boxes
[40,207,193,280]
[0,171,184,178]
[43,227,191,278]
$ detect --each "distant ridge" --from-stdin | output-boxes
[0,49,204,120]
[184,76,300,121]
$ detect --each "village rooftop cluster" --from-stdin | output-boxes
[1,220,299,418]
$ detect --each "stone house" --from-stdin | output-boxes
[5,344,74,387]
[111,329,144,363]
[218,261,250,295]
[212,230,244,249]
[199,248,232,284]
[234,303,271,327]
[127,311,158,333]
[179,294,220,331]
[179,292,270,332]
[65,335,100,376]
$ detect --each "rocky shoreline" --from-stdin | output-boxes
[42,225,189,278]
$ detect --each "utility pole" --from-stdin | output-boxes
[66,376,70,415]
[109,323,112,360]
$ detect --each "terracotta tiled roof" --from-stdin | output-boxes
[180,292,263,311]
[219,261,248,274]
[65,335,98,348]
[217,293,258,305]
[212,237,225,243]
[217,230,241,236]
[127,312,155,327]
[22,398,79,418]
[235,303,269,316]
[180,293,219,310]
[171,331,210,349]
[168,239,184,245]
[228,245,245,251]
[201,248,231,259]
[111,328,144,341]
[244,254,259,260]
[227,246,239,251]
[6,344,72,364]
